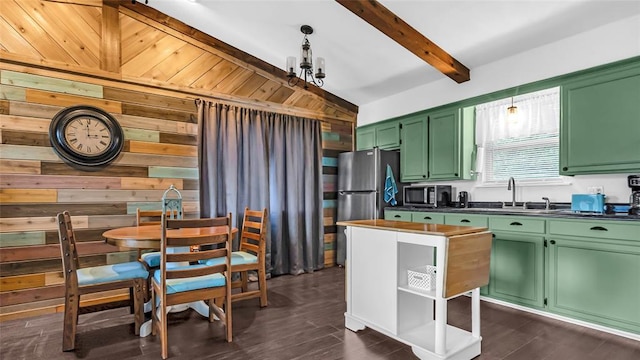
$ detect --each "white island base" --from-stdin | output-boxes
[338,220,492,360]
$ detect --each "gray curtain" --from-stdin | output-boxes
[197,100,324,276]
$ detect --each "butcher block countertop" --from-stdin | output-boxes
[336,219,488,237]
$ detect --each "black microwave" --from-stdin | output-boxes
[403,185,452,207]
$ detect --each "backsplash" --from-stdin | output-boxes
[412,173,632,205]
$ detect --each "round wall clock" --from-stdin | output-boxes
[49,105,124,169]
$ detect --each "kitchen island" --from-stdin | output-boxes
[337,219,492,360]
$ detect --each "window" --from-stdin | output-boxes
[475,87,561,184]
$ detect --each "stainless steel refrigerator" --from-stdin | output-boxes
[336,148,402,265]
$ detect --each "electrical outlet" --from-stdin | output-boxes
[587,186,604,194]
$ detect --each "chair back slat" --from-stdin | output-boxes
[57,211,79,286]
[166,263,226,280]
[241,243,260,254]
[166,218,227,229]
[165,234,229,247]
[166,248,226,263]
[242,231,261,241]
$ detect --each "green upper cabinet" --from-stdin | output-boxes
[355,121,401,150]
[356,127,376,150]
[399,114,428,181]
[398,106,475,182]
[560,61,640,175]
[376,121,401,149]
[428,108,461,179]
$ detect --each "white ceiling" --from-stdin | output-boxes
[150,0,640,106]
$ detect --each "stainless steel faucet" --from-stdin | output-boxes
[542,197,550,210]
[507,177,516,207]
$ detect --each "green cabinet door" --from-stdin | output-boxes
[356,121,401,150]
[400,114,428,182]
[547,237,640,333]
[376,121,401,149]
[356,127,376,150]
[560,62,640,174]
[489,232,545,308]
[428,108,461,180]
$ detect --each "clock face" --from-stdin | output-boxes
[63,117,113,156]
[49,105,124,169]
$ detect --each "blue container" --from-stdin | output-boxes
[571,194,605,213]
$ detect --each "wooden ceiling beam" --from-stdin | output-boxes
[336,0,470,83]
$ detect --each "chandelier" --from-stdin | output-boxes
[286,25,325,89]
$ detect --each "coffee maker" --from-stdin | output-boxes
[629,175,640,215]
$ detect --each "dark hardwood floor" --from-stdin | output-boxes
[1,266,638,359]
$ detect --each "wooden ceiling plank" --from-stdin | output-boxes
[266,86,295,104]
[67,2,102,39]
[0,18,42,59]
[121,35,186,77]
[167,52,223,86]
[141,43,203,83]
[211,67,254,94]
[120,21,166,64]
[250,79,281,102]
[15,0,99,68]
[46,1,101,60]
[335,0,470,83]
[2,1,77,64]
[191,60,238,90]
[232,73,269,98]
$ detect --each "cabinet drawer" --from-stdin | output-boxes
[549,219,640,242]
[411,212,445,224]
[444,214,488,227]
[490,217,545,234]
[385,210,412,221]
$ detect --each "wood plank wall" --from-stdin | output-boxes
[0,0,355,321]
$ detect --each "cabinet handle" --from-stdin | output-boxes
[562,167,568,171]
[509,222,523,226]
[550,240,556,245]
[590,226,608,231]
[423,216,432,220]
[422,175,427,178]
[394,215,401,218]
[454,173,459,177]
[461,219,471,223]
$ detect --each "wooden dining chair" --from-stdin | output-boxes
[151,214,233,359]
[136,207,183,268]
[57,211,148,352]
[205,207,268,307]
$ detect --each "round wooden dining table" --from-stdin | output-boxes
[102,225,238,250]
[102,224,238,337]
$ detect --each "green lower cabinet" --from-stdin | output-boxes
[547,237,640,334]
[444,213,488,228]
[489,232,545,308]
[411,212,445,224]
[384,210,412,221]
